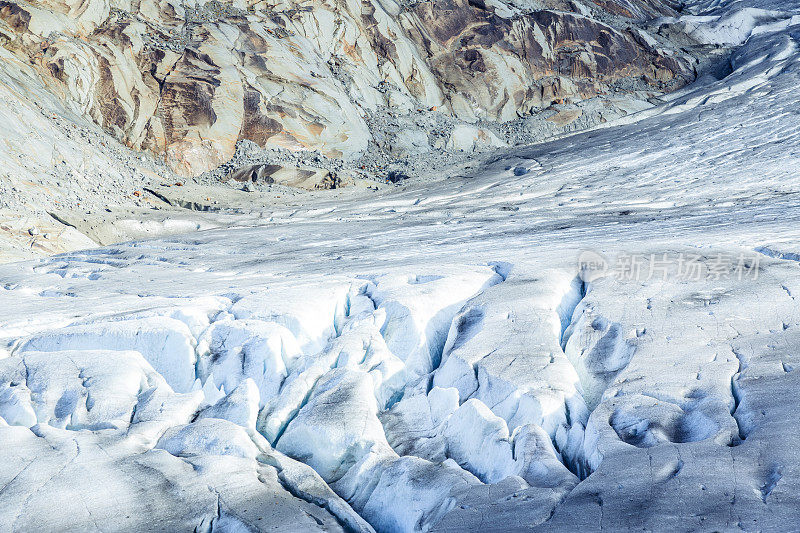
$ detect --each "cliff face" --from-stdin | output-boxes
[0,0,693,176]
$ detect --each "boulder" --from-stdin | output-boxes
[229,164,351,190]
[389,129,431,157]
[446,125,507,152]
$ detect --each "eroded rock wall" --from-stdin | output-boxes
[0,0,693,175]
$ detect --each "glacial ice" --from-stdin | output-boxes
[17,318,198,393]
[0,3,800,530]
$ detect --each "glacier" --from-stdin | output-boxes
[1,0,800,531]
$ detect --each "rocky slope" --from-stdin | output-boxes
[0,0,694,178]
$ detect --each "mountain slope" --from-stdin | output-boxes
[1,0,693,176]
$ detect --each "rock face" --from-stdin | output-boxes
[447,125,507,152]
[406,0,689,121]
[0,0,693,176]
[229,163,349,189]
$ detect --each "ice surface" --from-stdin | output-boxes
[157,418,262,459]
[197,378,260,431]
[0,349,167,431]
[17,318,198,393]
[197,318,304,405]
[1,2,800,530]
[277,368,395,480]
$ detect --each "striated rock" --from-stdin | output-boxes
[229,163,351,190]
[406,0,692,121]
[0,0,693,176]
[592,0,680,20]
[546,107,583,125]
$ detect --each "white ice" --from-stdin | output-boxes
[1,1,800,530]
